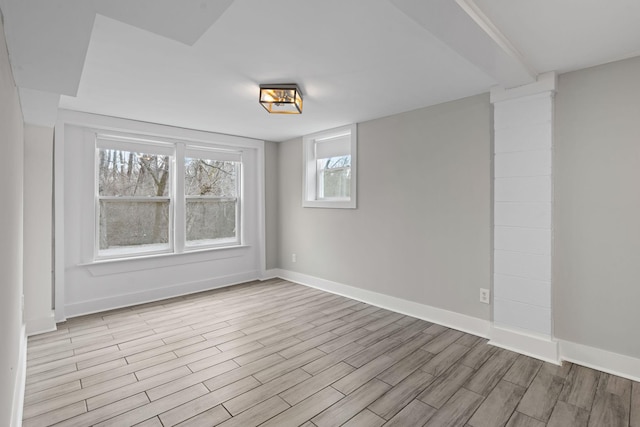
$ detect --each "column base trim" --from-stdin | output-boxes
[489,324,560,364]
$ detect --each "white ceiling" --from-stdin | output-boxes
[2,0,639,141]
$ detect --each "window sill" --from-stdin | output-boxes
[303,199,356,209]
[82,245,250,276]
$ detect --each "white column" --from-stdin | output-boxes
[489,72,559,363]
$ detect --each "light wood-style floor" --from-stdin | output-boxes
[24,279,639,427]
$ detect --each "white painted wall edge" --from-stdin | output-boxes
[26,311,56,336]
[274,269,491,338]
[560,340,640,383]
[65,270,261,319]
[490,324,560,364]
[11,325,26,427]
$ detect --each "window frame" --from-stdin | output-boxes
[302,124,357,209]
[183,146,242,250]
[94,134,243,261]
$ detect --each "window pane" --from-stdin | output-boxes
[184,159,238,197]
[99,200,170,254]
[186,199,237,245]
[98,148,171,197]
[318,155,351,199]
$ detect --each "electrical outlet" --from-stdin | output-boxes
[479,288,490,304]
[292,253,297,263]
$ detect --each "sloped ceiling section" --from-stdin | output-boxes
[389,0,536,88]
[0,0,231,126]
[1,0,640,138]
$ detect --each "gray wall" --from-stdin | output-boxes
[0,15,25,426]
[23,124,54,334]
[277,94,492,320]
[264,141,279,270]
[554,56,640,358]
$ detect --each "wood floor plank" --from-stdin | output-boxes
[22,401,86,427]
[632,381,640,427]
[333,354,396,395]
[317,328,370,354]
[23,373,137,419]
[216,395,289,427]
[302,341,366,375]
[344,337,401,368]
[260,387,344,427]
[341,408,385,426]
[223,368,310,415]
[558,364,600,410]
[464,348,519,396]
[312,379,390,427]
[133,416,164,427]
[587,372,632,427]
[368,368,434,420]
[253,348,325,384]
[384,398,436,427]
[146,359,239,401]
[94,384,209,427]
[82,351,177,388]
[422,329,464,354]
[417,363,475,409]
[87,366,191,410]
[55,392,150,427]
[173,405,231,427]
[186,342,263,373]
[467,380,526,427]
[203,353,285,393]
[280,362,355,406]
[420,342,469,378]
[377,349,432,386]
[231,336,301,366]
[385,332,435,361]
[422,388,483,427]
[503,355,543,388]
[159,376,259,426]
[278,331,337,359]
[505,412,546,427]
[516,370,566,422]
[547,401,590,427]
[23,380,81,407]
[459,341,498,370]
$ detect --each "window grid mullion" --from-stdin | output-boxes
[174,143,186,254]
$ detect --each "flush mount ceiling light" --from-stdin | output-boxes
[259,84,303,114]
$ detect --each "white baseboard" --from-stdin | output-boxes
[274,269,640,381]
[64,270,261,319]
[11,324,26,427]
[560,340,640,382]
[490,325,560,364]
[26,311,57,337]
[275,269,491,338]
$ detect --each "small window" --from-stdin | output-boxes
[303,124,357,208]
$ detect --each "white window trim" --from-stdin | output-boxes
[303,124,357,209]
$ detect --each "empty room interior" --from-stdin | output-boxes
[1,1,640,426]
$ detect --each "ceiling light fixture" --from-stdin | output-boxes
[259,84,303,114]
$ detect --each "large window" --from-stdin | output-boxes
[303,124,357,208]
[96,136,241,259]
